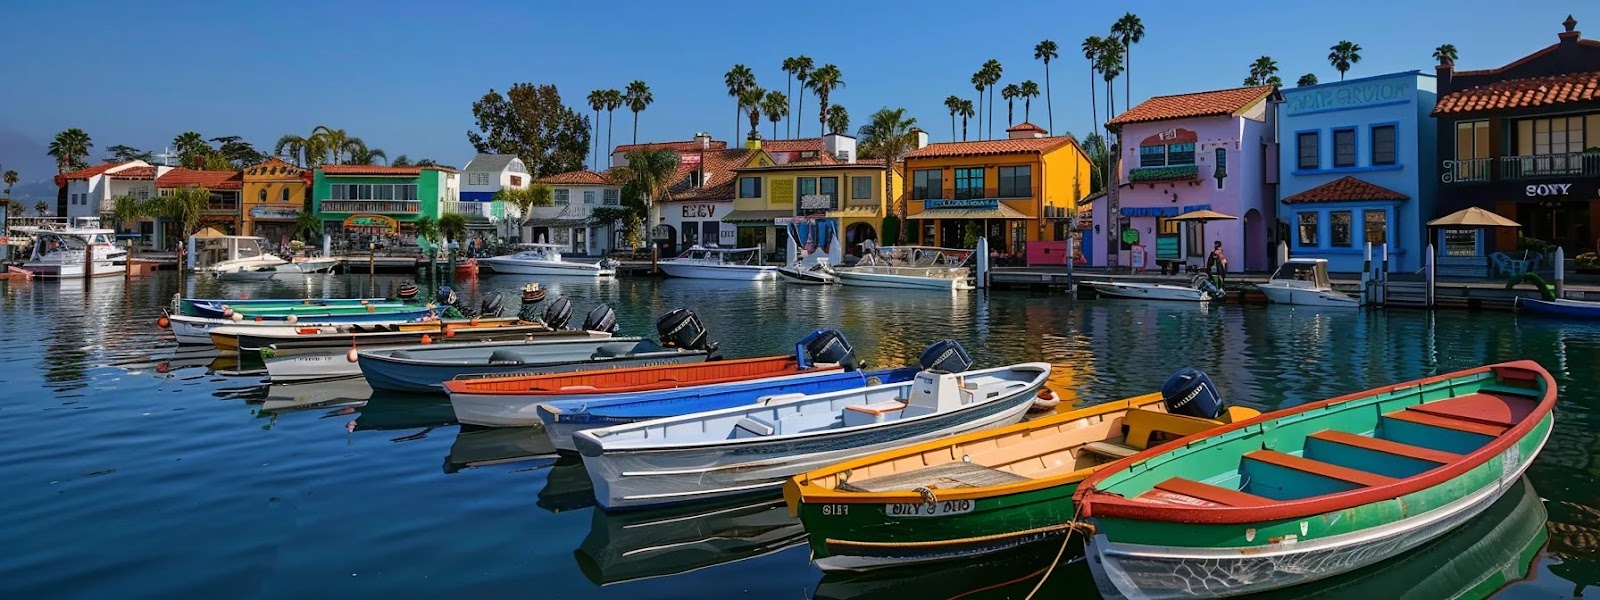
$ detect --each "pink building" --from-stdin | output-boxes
[1102,86,1280,272]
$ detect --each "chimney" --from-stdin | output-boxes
[746,130,762,151]
[1007,123,1048,140]
[823,132,857,164]
[1435,62,1453,95]
[911,127,929,149]
[695,132,713,150]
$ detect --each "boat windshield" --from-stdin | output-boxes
[1270,262,1330,287]
[680,247,762,264]
[34,234,87,255]
[857,246,972,268]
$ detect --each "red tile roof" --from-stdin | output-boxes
[1432,70,1600,115]
[612,139,729,154]
[320,164,457,176]
[1107,86,1276,127]
[661,139,830,201]
[1281,176,1409,204]
[904,136,1074,159]
[1006,122,1048,133]
[762,138,826,152]
[534,170,615,185]
[60,161,133,181]
[156,168,244,190]
[107,166,156,180]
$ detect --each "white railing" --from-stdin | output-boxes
[442,201,488,218]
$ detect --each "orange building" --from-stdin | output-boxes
[240,158,308,242]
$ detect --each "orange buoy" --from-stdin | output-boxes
[469,318,479,327]
[420,334,433,344]
[157,316,171,328]
[444,326,457,338]
[367,305,375,312]
[347,348,359,362]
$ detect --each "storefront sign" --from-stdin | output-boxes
[1526,183,1573,197]
[1287,80,1411,113]
[770,178,795,204]
[925,198,999,210]
[681,204,717,218]
[1120,207,1178,218]
[343,214,399,234]
[718,228,736,244]
[249,206,301,220]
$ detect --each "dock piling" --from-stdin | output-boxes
[976,236,990,289]
[1379,243,1389,305]
[1362,243,1372,305]
[1555,246,1565,299]
[1425,244,1436,308]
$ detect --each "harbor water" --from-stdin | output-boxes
[1,272,1596,598]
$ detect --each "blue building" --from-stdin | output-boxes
[1277,72,1437,273]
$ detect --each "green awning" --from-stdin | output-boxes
[721,209,793,224]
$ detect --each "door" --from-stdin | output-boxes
[571,228,586,255]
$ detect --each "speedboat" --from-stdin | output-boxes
[835,246,973,291]
[198,235,287,275]
[13,217,127,278]
[281,257,338,274]
[778,258,838,284]
[480,243,618,277]
[658,246,777,280]
[1257,258,1360,307]
[1085,275,1224,303]
[216,265,278,282]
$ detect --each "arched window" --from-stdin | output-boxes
[281,188,291,203]
[258,189,268,202]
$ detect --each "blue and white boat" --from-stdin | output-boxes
[1516,296,1600,319]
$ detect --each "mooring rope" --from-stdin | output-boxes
[1022,502,1091,600]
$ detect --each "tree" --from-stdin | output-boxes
[413,215,439,251]
[1110,12,1145,113]
[275,135,311,166]
[1082,37,1103,141]
[623,80,653,145]
[1098,40,1125,196]
[613,148,679,268]
[1034,39,1060,134]
[1297,73,1319,87]
[1433,44,1458,66]
[151,186,210,260]
[957,99,975,142]
[807,65,844,139]
[494,183,554,241]
[172,131,210,167]
[293,208,322,243]
[1019,80,1041,123]
[1082,132,1112,193]
[110,194,146,231]
[466,83,593,177]
[970,71,988,140]
[438,213,469,246]
[856,108,917,243]
[981,59,1002,139]
[602,89,623,166]
[415,158,438,167]
[391,155,412,167]
[1328,40,1362,81]
[762,90,789,140]
[740,86,766,140]
[106,144,153,162]
[784,56,814,138]
[587,89,608,169]
[725,64,756,142]
[35,201,48,216]
[48,128,94,172]
[1002,83,1020,126]
[3,170,17,196]
[944,95,963,141]
[346,146,387,165]
[1246,56,1280,86]
[211,136,263,167]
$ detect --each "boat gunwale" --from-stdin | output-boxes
[1074,360,1557,525]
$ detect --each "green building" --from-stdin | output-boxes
[313,164,459,247]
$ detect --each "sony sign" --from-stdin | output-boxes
[1526,183,1572,197]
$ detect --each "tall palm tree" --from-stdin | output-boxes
[981,59,1002,140]
[957,99,975,142]
[856,108,917,243]
[1018,81,1041,123]
[1001,84,1021,127]
[1246,56,1280,86]
[740,86,766,140]
[1328,40,1362,81]
[1098,41,1125,196]
[274,135,308,166]
[944,95,963,141]
[780,57,801,138]
[1082,36,1103,140]
[787,56,814,137]
[826,105,849,136]
[724,64,756,142]
[1110,12,1144,113]
[970,71,988,140]
[762,91,789,140]
[347,146,387,166]
[807,64,844,138]
[3,170,18,196]
[587,89,607,168]
[1297,73,1319,87]
[1433,43,1458,66]
[172,131,209,167]
[614,148,679,269]
[310,125,352,165]
[48,128,94,173]
[1034,39,1060,134]
[603,89,623,165]
[624,81,652,145]
[153,186,210,268]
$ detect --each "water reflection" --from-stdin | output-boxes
[539,455,598,513]
[445,425,557,474]
[575,495,805,587]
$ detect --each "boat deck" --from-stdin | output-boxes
[836,462,1032,493]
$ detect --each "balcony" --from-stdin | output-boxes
[1129,164,1199,183]
[442,201,489,218]
[319,200,421,214]
[1444,153,1600,184]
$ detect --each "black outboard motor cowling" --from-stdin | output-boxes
[480,293,504,318]
[397,282,419,301]
[582,304,618,333]
[804,329,860,371]
[437,286,458,308]
[657,308,716,352]
[1161,368,1226,420]
[919,340,973,373]
[543,296,574,330]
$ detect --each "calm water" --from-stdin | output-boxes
[1,272,1596,599]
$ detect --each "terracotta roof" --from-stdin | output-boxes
[60,162,134,181]
[1282,176,1409,204]
[1107,86,1276,127]
[534,170,615,185]
[108,166,156,180]
[904,136,1074,159]
[157,168,243,190]
[662,139,830,201]
[1007,122,1048,133]
[320,164,457,176]
[612,139,729,154]
[1433,70,1600,115]
[762,138,825,152]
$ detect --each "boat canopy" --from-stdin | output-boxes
[858,246,973,268]
[1269,259,1331,288]
[677,245,765,264]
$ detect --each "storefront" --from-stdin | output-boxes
[658,201,735,254]
[247,206,301,245]
[908,199,1033,254]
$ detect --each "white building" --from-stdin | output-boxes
[59,161,168,221]
[528,170,622,256]
[455,154,527,235]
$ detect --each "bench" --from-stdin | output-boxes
[1079,441,1138,459]
[733,415,777,438]
[1383,409,1508,438]
[1307,430,1460,464]
[843,400,907,427]
[1244,450,1396,488]
[1405,393,1534,429]
[836,462,1030,493]
[1137,477,1271,507]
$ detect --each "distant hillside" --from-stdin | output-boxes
[0,127,56,185]
[7,179,58,201]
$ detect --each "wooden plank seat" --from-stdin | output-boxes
[1079,441,1138,459]
[836,462,1031,493]
[1383,408,1508,438]
[1404,392,1535,429]
[1244,450,1396,487]
[1135,477,1272,507]
[1307,430,1461,464]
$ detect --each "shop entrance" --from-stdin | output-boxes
[1516,201,1594,252]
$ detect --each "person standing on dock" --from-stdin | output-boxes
[1207,241,1228,285]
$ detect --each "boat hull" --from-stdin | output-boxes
[279,259,338,274]
[177,297,387,317]
[23,261,126,279]
[216,269,277,282]
[261,332,614,382]
[479,258,615,277]
[357,339,707,393]
[778,266,837,285]
[168,314,422,345]
[1516,296,1600,319]
[1085,281,1209,302]
[835,270,971,290]
[658,263,777,280]
[233,324,542,359]
[1258,283,1360,307]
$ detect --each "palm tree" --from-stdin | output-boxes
[856,108,917,243]
[740,86,767,140]
[944,95,963,141]
[807,65,844,138]
[413,215,439,254]
[438,213,469,247]
[49,128,94,172]
[725,64,756,142]
[35,201,48,217]
[310,126,352,165]
[1019,81,1041,123]
[274,135,308,166]
[1001,84,1021,127]
[1034,39,1060,134]
[1098,41,1125,195]
[152,186,210,267]
[1433,43,1458,66]
[624,81,653,145]
[762,91,789,140]
[1246,56,1280,86]
[603,89,623,165]
[981,59,1002,139]
[292,209,322,243]
[493,183,554,241]
[785,56,814,137]
[172,131,209,167]
[346,146,387,166]
[1328,40,1362,81]
[826,105,849,135]
[1082,36,1103,140]
[391,155,412,167]
[614,148,679,269]
[110,194,146,232]
[1110,12,1145,113]
[3,170,17,196]
[970,71,988,140]
[587,89,607,168]
[1297,73,1319,87]
[957,99,976,142]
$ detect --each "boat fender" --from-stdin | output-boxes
[657,308,717,351]
[918,339,973,374]
[804,329,861,371]
[347,349,359,363]
[1031,387,1060,412]
[1160,368,1226,420]
[157,316,170,329]
[582,304,618,334]
[397,282,420,301]
[543,297,574,330]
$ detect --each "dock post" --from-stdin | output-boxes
[1362,243,1372,305]
[1555,246,1565,299]
[1425,244,1436,308]
[975,236,990,289]
[322,233,330,259]
[1277,240,1288,266]
[1379,243,1389,305]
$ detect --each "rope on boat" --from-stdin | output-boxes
[826,520,1094,549]
[1023,502,1090,600]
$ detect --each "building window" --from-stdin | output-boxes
[584,190,597,204]
[1298,212,1319,246]
[997,165,1031,198]
[1333,128,1356,168]
[1371,125,1397,166]
[1214,148,1227,190]
[953,167,985,200]
[1166,142,1195,165]
[280,188,291,203]
[912,169,941,200]
[258,189,268,202]
[1364,210,1387,245]
[603,189,620,205]
[554,189,569,205]
[819,177,839,207]
[509,175,521,186]
[738,176,762,198]
[1330,210,1352,246]
[331,184,346,200]
[1139,145,1166,167]
[1156,217,1180,234]
[1456,120,1491,160]
[136,187,150,200]
[851,176,873,200]
[1522,116,1585,156]
[1444,229,1478,256]
[1297,132,1319,170]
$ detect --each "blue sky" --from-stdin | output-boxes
[0,1,1589,182]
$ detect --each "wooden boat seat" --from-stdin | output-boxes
[732,415,777,438]
[1136,477,1272,507]
[1383,408,1507,438]
[1307,430,1460,464]
[1244,450,1396,487]
[835,461,1030,493]
[843,400,908,427]
[1079,441,1138,459]
[1404,392,1535,429]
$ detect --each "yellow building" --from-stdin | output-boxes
[240,157,308,242]
[724,134,901,258]
[903,123,1091,257]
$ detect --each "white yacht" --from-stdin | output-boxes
[835,246,974,291]
[1257,258,1361,307]
[658,246,777,280]
[13,218,127,278]
[198,236,287,275]
[1083,278,1220,303]
[479,243,618,277]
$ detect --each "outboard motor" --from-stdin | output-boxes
[479,293,505,318]
[582,304,618,333]
[802,329,860,371]
[1196,276,1225,299]
[657,308,717,352]
[397,282,420,302]
[542,296,574,330]
[1161,368,1226,420]
[436,286,458,308]
[918,339,973,374]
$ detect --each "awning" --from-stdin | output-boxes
[524,218,588,228]
[825,207,881,219]
[1428,206,1521,228]
[908,203,1033,220]
[721,209,793,224]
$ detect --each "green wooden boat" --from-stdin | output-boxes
[214,302,409,317]
[1075,360,1557,599]
[782,391,1259,571]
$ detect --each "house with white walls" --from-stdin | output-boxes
[527,170,623,256]
[58,161,165,222]
[455,154,528,235]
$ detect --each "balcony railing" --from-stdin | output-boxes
[1444,153,1600,184]
[442,201,488,218]
[319,200,421,214]
[1442,158,1494,183]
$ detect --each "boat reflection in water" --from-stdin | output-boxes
[575,495,805,587]
[444,425,557,474]
[538,455,598,513]
[814,476,1548,600]
[254,378,373,414]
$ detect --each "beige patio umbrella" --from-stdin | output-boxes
[191,227,228,239]
[1427,206,1521,228]
[1168,210,1239,269]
